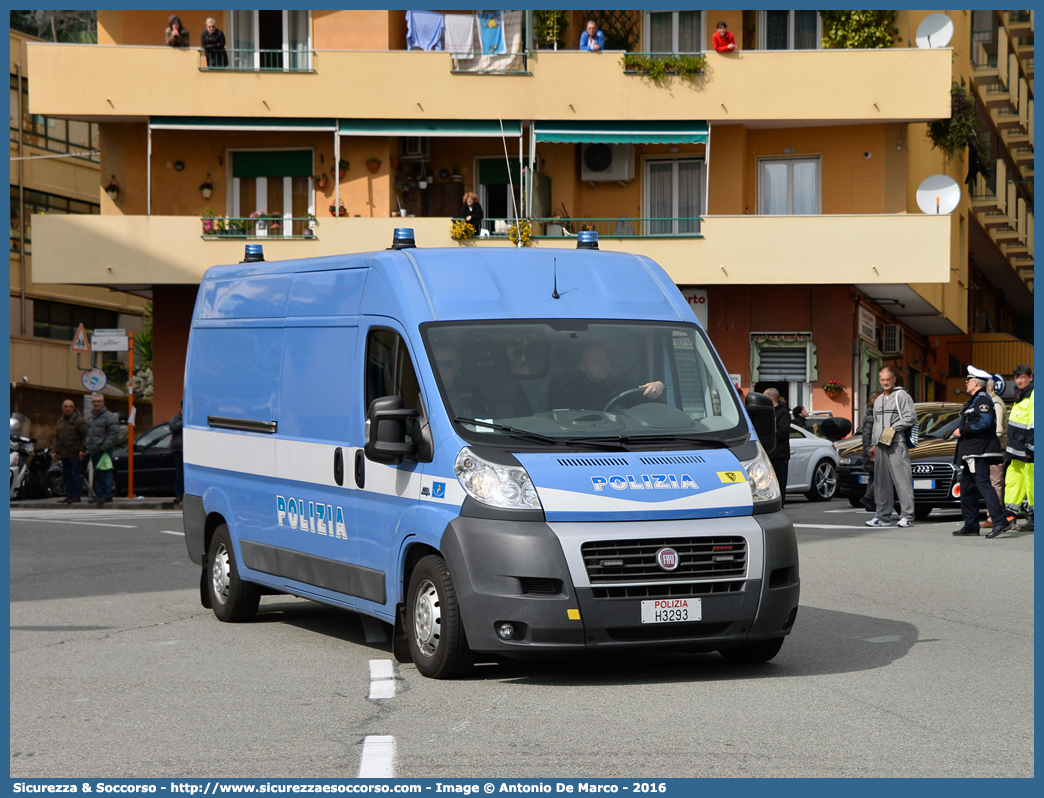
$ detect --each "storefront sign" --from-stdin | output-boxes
[680,287,708,329]
[858,307,876,344]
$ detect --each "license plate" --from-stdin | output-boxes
[913,479,935,490]
[640,598,702,624]
[858,475,869,484]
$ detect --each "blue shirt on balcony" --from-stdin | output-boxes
[579,29,605,51]
[406,10,445,51]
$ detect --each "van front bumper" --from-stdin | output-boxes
[440,510,799,655]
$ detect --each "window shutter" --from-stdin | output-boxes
[757,347,808,381]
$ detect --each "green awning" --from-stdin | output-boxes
[232,150,312,178]
[477,159,522,185]
[338,119,521,137]
[150,117,336,131]
[534,121,708,144]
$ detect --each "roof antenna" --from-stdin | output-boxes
[498,107,523,248]
[552,257,560,299]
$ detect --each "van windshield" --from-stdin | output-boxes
[421,320,747,448]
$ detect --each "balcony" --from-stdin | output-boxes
[197,48,316,72]
[26,43,953,126]
[31,213,951,291]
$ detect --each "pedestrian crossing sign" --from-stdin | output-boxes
[70,323,90,353]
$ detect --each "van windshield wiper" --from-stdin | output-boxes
[567,433,732,449]
[452,418,627,451]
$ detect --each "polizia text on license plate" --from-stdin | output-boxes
[640,598,702,623]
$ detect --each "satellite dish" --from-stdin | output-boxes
[915,14,954,49]
[916,174,960,215]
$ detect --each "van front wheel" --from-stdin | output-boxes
[208,524,260,623]
[407,555,472,679]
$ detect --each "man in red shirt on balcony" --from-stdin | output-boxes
[713,21,736,52]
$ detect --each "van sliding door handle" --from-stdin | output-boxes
[354,450,365,489]
[333,447,344,486]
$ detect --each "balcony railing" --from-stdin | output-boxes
[971,28,998,68]
[532,217,703,238]
[198,48,315,72]
[200,216,317,239]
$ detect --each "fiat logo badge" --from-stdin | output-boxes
[656,547,679,571]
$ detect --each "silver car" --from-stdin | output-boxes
[786,423,840,501]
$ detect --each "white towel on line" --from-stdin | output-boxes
[444,13,477,55]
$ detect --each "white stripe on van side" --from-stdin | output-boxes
[185,428,460,505]
[184,427,277,478]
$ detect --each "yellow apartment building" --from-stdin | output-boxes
[10,29,150,436]
[23,9,1033,425]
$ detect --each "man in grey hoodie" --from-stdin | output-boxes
[865,367,916,528]
[85,393,120,504]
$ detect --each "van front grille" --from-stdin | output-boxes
[582,537,747,583]
[591,580,744,600]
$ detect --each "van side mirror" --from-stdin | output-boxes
[744,392,776,456]
[818,417,853,441]
[365,396,419,465]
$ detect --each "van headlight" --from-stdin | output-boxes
[741,442,781,504]
[455,447,542,510]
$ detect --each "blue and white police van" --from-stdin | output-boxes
[182,230,798,678]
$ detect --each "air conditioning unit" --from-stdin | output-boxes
[581,143,635,183]
[400,136,429,160]
[881,324,904,356]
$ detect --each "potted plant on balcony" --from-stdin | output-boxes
[199,207,216,234]
[329,200,348,217]
[533,10,568,50]
[366,157,382,174]
[508,219,532,246]
[199,174,214,199]
[822,380,844,397]
[314,173,329,189]
[451,219,477,240]
[338,159,350,180]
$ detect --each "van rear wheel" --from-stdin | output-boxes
[406,555,472,679]
[208,524,260,622]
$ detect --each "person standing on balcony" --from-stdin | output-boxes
[579,20,604,51]
[201,18,228,68]
[1003,364,1033,533]
[461,192,484,235]
[165,15,190,48]
[713,21,737,52]
[865,367,916,528]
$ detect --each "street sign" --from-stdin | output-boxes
[82,368,108,392]
[70,323,90,353]
[92,331,129,352]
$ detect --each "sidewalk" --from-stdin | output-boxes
[11,496,181,510]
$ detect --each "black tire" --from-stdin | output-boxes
[207,524,260,623]
[47,471,65,499]
[406,554,472,679]
[805,460,837,502]
[720,637,785,664]
[914,505,934,521]
[847,495,863,508]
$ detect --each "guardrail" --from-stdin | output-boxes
[198,48,315,72]
[200,216,317,239]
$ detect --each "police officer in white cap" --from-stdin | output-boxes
[952,366,1012,537]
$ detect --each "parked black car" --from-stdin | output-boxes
[836,402,966,520]
[112,422,176,496]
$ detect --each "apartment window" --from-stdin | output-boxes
[645,10,704,53]
[645,157,703,234]
[229,150,313,228]
[230,10,310,70]
[9,76,100,162]
[760,11,821,50]
[11,186,100,254]
[33,299,117,343]
[758,157,820,215]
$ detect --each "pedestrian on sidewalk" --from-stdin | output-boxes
[85,393,119,505]
[865,367,916,528]
[52,399,87,503]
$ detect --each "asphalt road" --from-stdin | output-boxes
[9,499,1034,779]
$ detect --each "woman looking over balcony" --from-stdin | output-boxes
[165,15,190,48]
[461,192,484,234]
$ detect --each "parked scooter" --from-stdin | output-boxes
[45,456,91,499]
[10,414,59,500]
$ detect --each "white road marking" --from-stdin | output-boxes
[358,735,395,777]
[368,659,395,699]
[10,518,138,529]
[158,530,186,537]
[361,616,388,643]
[794,524,871,530]
[10,509,180,520]
[825,508,867,514]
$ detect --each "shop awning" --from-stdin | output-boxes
[338,119,521,137]
[150,117,336,131]
[533,121,708,144]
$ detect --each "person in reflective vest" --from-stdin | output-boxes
[1003,364,1034,532]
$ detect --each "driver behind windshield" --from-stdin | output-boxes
[434,343,493,420]
[547,342,665,411]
